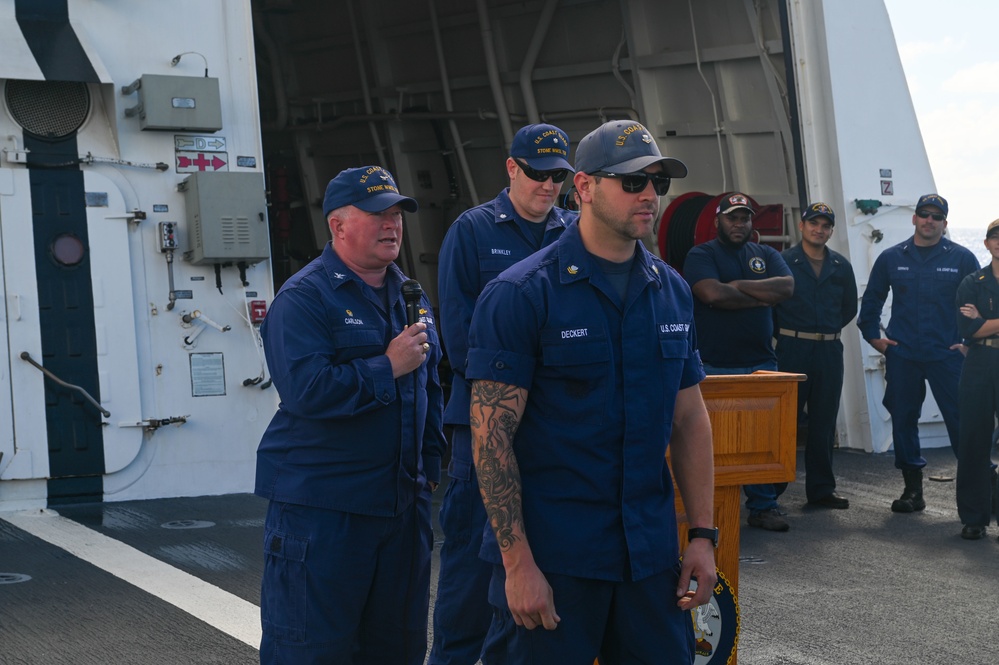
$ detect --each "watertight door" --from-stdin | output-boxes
[0,156,143,501]
[80,169,144,476]
[0,165,48,483]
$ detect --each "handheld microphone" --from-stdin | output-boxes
[399,278,426,639]
[401,279,423,327]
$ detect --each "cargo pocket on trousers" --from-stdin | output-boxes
[438,458,474,546]
[261,530,309,643]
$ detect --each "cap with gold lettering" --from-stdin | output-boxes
[802,201,835,225]
[916,193,948,217]
[323,166,418,217]
[574,120,687,177]
[510,123,574,171]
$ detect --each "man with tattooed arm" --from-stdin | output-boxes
[465,120,717,664]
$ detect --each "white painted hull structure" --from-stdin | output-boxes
[0,0,944,510]
[0,0,277,509]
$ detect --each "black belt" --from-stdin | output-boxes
[778,328,841,341]
[975,338,999,348]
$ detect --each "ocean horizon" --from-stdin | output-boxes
[948,226,991,267]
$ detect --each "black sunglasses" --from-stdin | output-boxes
[514,159,569,183]
[591,170,671,196]
[915,210,946,222]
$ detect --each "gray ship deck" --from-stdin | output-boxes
[1,446,995,665]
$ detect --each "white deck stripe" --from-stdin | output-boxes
[2,509,261,649]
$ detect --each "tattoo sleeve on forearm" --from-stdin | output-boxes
[470,380,527,552]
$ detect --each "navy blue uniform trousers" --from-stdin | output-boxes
[882,348,962,469]
[956,345,999,526]
[260,495,432,665]
[429,426,492,665]
[481,565,694,664]
[775,336,845,501]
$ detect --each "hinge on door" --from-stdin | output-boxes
[118,416,189,432]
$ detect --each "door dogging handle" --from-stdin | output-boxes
[19,351,111,418]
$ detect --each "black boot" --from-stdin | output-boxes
[891,468,926,513]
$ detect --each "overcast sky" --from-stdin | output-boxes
[883,0,999,230]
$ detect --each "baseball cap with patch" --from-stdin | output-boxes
[916,193,948,217]
[802,201,835,225]
[509,123,574,171]
[716,193,755,215]
[986,219,999,239]
[323,166,418,218]
[574,120,687,177]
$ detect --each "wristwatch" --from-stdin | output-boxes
[688,527,719,548]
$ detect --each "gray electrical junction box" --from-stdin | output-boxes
[132,74,222,132]
[180,172,269,266]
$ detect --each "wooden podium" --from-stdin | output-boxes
[593,371,802,665]
[674,370,803,663]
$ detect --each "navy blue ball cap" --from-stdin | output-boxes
[916,193,948,217]
[510,123,574,171]
[802,201,835,225]
[574,120,687,177]
[322,166,418,218]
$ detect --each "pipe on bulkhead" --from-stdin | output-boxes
[263,110,502,134]
[688,0,728,191]
[165,249,177,311]
[429,0,480,205]
[540,107,639,123]
[518,0,559,125]
[476,0,514,150]
[346,0,389,166]
[252,10,288,130]
[611,29,637,110]
[266,108,639,136]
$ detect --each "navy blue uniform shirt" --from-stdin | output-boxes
[466,222,704,582]
[683,239,791,367]
[858,235,979,360]
[775,243,857,333]
[255,243,446,516]
[437,188,574,427]
[956,267,999,341]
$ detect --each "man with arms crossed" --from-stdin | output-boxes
[953,218,999,540]
[467,120,716,664]
[682,193,794,531]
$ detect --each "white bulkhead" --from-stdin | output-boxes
[0,0,949,510]
[0,0,277,509]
